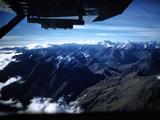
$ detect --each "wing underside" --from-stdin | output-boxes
[0,0,133,39]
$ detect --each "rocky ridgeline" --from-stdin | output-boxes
[0,41,160,112]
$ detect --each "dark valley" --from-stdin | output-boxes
[0,41,160,113]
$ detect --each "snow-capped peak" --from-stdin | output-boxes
[57,55,64,60]
[98,40,116,48]
[81,52,90,58]
[98,40,160,49]
[65,55,75,62]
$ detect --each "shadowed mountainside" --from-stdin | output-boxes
[0,41,160,112]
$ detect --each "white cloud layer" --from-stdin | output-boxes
[74,24,160,39]
[0,50,22,70]
[26,43,52,50]
[0,99,23,109]
[0,97,81,114]
[25,97,82,113]
[157,75,160,80]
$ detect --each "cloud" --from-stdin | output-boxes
[96,33,110,36]
[0,50,22,70]
[1,21,160,44]
[25,97,82,113]
[157,75,160,80]
[73,25,86,29]
[2,36,34,40]
[0,96,81,114]
[26,43,52,50]
[0,99,23,109]
[96,33,117,36]
[90,24,160,40]
[74,24,160,32]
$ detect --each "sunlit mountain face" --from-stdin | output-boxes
[0,41,160,114]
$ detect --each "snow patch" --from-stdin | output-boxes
[81,52,90,58]
[57,55,64,60]
[66,55,74,62]
[56,55,64,68]
[0,76,22,91]
[64,55,75,63]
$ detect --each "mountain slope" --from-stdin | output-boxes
[0,41,160,113]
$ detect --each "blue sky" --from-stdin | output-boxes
[0,0,160,46]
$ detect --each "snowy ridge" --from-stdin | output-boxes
[98,40,160,49]
[0,40,160,113]
[23,40,160,50]
[0,76,22,91]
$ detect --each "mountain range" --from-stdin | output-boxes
[0,40,160,113]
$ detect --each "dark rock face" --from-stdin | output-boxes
[0,47,105,106]
[0,57,37,82]
[77,73,160,111]
[0,41,160,112]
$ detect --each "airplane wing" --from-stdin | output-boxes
[0,0,133,39]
